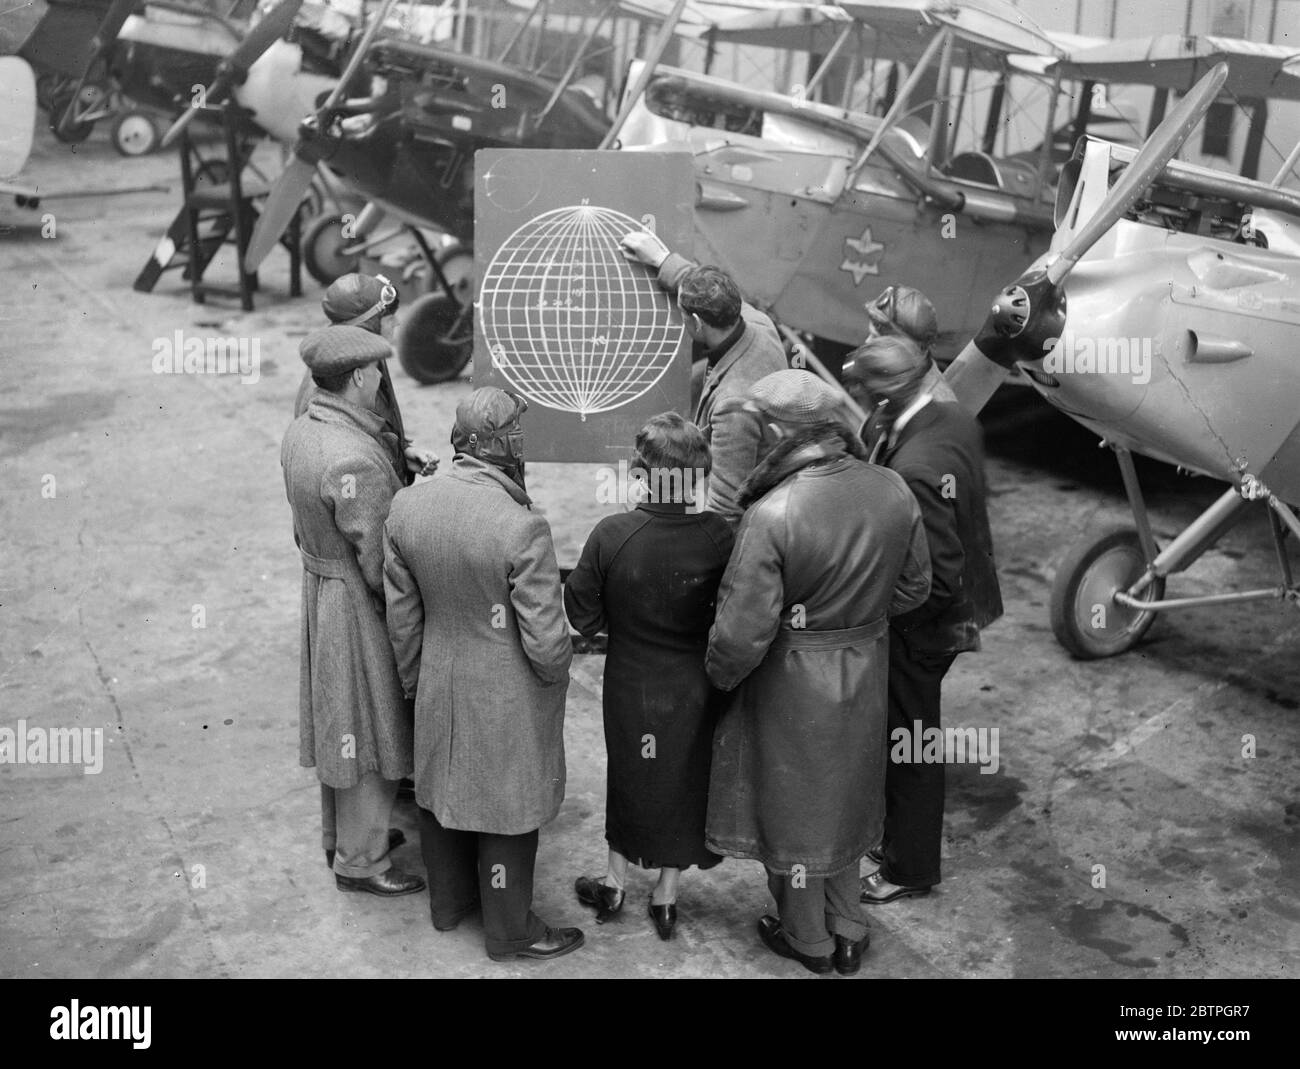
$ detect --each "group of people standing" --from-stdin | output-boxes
[280,234,1002,974]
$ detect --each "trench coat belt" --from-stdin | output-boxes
[769,617,887,651]
[299,549,347,579]
[299,548,381,615]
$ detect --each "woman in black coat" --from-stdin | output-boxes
[564,413,734,939]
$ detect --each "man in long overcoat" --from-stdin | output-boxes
[292,273,438,484]
[842,335,1003,904]
[621,231,788,524]
[705,370,931,976]
[281,326,425,897]
[383,388,584,962]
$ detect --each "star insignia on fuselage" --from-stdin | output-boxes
[840,225,885,286]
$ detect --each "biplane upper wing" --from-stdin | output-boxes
[495,0,750,27]
[1050,34,1300,102]
[694,0,1061,68]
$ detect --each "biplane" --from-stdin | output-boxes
[938,62,1300,658]
[238,0,697,384]
[612,0,1077,370]
[612,0,1300,377]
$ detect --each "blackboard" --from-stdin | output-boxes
[472,148,696,463]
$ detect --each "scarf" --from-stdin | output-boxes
[737,423,867,510]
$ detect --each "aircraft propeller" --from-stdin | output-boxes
[242,0,398,273]
[53,0,136,139]
[943,61,1230,415]
[158,0,306,149]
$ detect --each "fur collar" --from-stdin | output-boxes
[738,423,866,509]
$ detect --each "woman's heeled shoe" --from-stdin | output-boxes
[648,899,677,940]
[574,875,625,923]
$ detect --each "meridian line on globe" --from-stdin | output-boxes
[490,212,579,411]
[564,211,594,412]
[498,212,581,410]
[499,211,585,412]
[481,204,682,418]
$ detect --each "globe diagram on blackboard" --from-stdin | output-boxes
[479,204,682,418]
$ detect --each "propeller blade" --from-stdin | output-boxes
[1046,62,1228,286]
[225,0,305,74]
[244,0,398,271]
[160,0,305,148]
[160,105,204,149]
[315,0,400,117]
[244,156,316,273]
[942,341,1012,417]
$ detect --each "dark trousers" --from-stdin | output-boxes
[881,639,956,888]
[419,808,546,956]
[766,865,868,958]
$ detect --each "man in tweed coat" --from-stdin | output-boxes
[281,326,425,898]
[621,231,788,525]
[383,388,584,962]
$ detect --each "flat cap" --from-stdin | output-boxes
[747,369,843,424]
[299,324,391,377]
[322,273,396,325]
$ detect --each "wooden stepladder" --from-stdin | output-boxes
[134,101,301,311]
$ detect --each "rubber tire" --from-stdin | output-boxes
[1049,525,1166,659]
[110,110,159,156]
[397,292,473,385]
[302,212,360,285]
[50,92,93,143]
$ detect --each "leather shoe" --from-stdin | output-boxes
[325,828,405,870]
[335,867,425,897]
[487,926,585,962]
[756,915,833,975]
[859,869,932,905]
[648,900,677,940]
[574,875,625,923]
[833,932,870,975]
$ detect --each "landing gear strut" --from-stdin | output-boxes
[1050,444,1300,658]
[397,229,474,385]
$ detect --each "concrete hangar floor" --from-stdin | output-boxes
[1,123,1297,981]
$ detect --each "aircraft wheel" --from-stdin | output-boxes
[110,110,159,157]
[49,92,93,144]
[397,292,473,385]
[302,212,360,285]
[1049,526,1165,659]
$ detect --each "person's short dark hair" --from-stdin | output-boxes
[312,370,353,393]
[678,265,742,330]
[635,411,711,476]
[633,411,711,503]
